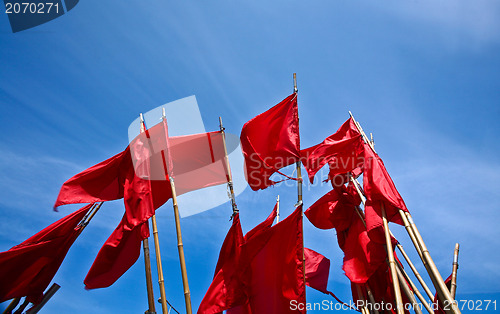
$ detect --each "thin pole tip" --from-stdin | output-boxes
[162,107,166,119]
[140,113,144,122]
[455,243,460,250]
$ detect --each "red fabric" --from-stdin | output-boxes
[199,206,306,314]
[304,185,359,231]
[197,215,246,314]
[236,206,305,314]
[342,217,389,284]
[362,143,408,243]
[240,94,300,191]
[84,218,149,289]
[304,248,330,294]
[0,204,92,304]
[301,118,364,184]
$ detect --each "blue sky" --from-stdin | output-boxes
[1,0,499,313]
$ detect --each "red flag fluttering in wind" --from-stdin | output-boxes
[362,142,409,243]
[304,248,330,294]
[240,93,300,191]
[198,205,306,314]
[301,117,364,184]
[0,204,92,304]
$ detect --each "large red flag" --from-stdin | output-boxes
[362,143,408,243]
[301,117,364,184]
[240,94,300,191]
[0,204,92,304]
[236,206,306,314]
[341,217,389,284]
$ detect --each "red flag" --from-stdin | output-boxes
[236,206,305,314]
[84,218,150,289]
[341,217,389,284]
[363,143,408,243]
[197,215,246,314]
[301,118,364,184]
[0,204,92,304]
[240,94,300,191]
[304,184,359,231]
[304,248,330,294]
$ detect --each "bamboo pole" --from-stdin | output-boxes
[356,284,371,314]
[381,204,404,314]
[218,117,238,217]
[26,283,60,314]
[396,243,433,300]
[397,259,434,314]
[13,299,29,314]
[294,73,307,291]
[159,109,192,313]
[395,266,423,314]
[139,114,159,314]
[365,285,380,314]
[348,111,459,314]
[450,243,459,299]
[403,211,460,314]
[151,214,168,314]
[3,298,20,314]
[169,177,193,314]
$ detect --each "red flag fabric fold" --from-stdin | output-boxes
[240,94,300,191]
[301,117,363,184]
[304,185,359,231]
[0,204,92,304]
[197,214,246,314]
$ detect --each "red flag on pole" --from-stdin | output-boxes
[197,214,247,314]
[362,143,408,243]
[199,205,306,314]
[0,204,92,304]
[304,247,330,294]
[301,117,363,184]
[240,94,300,191]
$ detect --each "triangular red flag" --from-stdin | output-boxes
[240,94,300,191]
[0,204,92,304]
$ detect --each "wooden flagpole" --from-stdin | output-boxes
[395,266,423,314]
[355,285,371,314]
[218,117,238,217]
[161,109,193,314]
[293,73,307,290]
[276,195,280,223]
[381,204,404,314]
[397,260,435,314]
[3,298,20,314]
[450,243,459,299]
[403,211,460,314]
[396,242,434,300]
[349,112,460,314]
[139,113,160,314]
[365,285,380,314]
